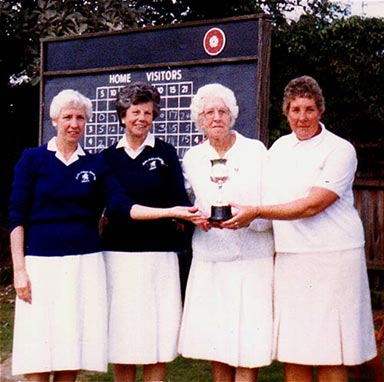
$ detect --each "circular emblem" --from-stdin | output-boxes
[203,28,226,56]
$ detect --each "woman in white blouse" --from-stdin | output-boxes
[222,76,377,382]
[178,83,274,382]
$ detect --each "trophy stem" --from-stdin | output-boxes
[209,158,232,222]
[217,182,223,205]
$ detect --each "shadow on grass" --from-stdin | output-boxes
[78,359,284,382]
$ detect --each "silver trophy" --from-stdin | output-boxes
[209,158,232,222]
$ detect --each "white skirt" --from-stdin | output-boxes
[104,251,182,364]
[178,257,274,368]
[12,253,108,376]
[273,248,377,365]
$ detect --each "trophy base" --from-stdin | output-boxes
[209,205,232,222]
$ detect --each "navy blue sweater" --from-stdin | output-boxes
[8,144,134,257]
[101,138,192,252]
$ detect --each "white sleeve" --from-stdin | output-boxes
[182,151,196,204]
[314,142,357,197]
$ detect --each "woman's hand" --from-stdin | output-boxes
[220,203,259,230]
[10,226,31,303]
[170,206,209,226]
[14,269,32,304]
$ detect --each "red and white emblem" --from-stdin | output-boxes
[203,27,226,56]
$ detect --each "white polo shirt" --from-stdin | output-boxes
[266,124,364,253]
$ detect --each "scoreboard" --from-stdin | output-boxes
[40,15,272,157]
[87,80,195,157]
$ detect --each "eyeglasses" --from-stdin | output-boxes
[201,108,231,120]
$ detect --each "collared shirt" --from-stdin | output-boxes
[116,133,155,159]
[267,124,364,253]
[101,135,191,252]
[47,137,85,166]
[9,140,134,257]
[183,130,274,262]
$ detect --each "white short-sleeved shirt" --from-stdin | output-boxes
[266,124,364,253]
[183,131,274,262]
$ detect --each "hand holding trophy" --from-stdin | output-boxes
[209,158,232,222]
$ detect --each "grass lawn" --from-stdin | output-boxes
[0,285,15,362]
[77,359,284,382]
[1,284,378,381]
[0,284,284,381]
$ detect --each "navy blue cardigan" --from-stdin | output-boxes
[101,138,192,252]
[8,144,134,257]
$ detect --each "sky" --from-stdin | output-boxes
[286,0,384,20]
[348,0,384,17]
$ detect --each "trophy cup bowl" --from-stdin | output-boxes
[209,158,232,222]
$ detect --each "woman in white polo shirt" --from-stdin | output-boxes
[222,75,377,382]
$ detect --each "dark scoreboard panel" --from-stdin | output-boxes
[40,15,271,157]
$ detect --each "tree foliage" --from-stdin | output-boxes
[269,3,384,177]
[1,0,384,213]
[2,0,144,84]
[0,0,305,84]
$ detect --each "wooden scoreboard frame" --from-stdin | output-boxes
[40,15,272,157]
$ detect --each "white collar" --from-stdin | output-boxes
[290,122,326,146]
[47,137,85,166]
[201,130,240,159]
[116,133,155,159]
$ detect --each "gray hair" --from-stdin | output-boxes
[115,82,161,124]
[190,83,239,129]
[282,75,325,116]
[49,89,93,121]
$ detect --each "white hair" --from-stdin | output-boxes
[190,83,239,129]
[49,89,93,121]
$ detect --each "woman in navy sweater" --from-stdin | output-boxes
[101,82,198,382]
[9,89,201,382]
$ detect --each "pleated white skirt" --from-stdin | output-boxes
[104,251,182,364]
[178,257,274,368]
[12,253,108,376]
[273,248,377,365]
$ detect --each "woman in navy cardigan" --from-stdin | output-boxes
[8,89,201,382]
[101,82,198,382]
